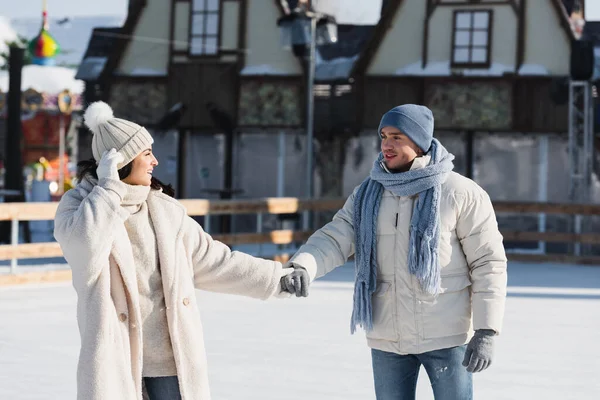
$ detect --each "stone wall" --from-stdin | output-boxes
[108,80,168,125]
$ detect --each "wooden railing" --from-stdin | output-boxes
[2,198,600,272]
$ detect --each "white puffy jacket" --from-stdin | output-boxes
[290,156,507,355]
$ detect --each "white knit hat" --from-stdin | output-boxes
[83,101,154,168]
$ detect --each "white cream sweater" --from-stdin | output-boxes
[122,184,177,377]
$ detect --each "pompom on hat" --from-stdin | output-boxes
[83,101,154,168]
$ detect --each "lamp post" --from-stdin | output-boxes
[278,4,337,229]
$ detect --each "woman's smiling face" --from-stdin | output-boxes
[122,148,159,186]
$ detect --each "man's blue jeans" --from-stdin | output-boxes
[144,376,182,400]
[371,346,473,400]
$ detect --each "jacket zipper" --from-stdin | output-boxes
[395,213,398,227]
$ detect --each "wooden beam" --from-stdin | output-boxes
[350,0,405,78]
[0,203,59,221]
[549,0,576,42]
[212,230,313,245]
[179,198,345,216]
[437,0,513,5]
[273,0,306,75]
[515,0,526,72]
[0,269,72,286]
[493,201,600,215]
[99,0,148,87]
[507,253,600,266]
[0,230,316,260]
[4,228,600,266]
[168,0,176,63]
[4,198,600,222]
[0,242,63,261]
[501,230,600,244]
[422,0,433,69]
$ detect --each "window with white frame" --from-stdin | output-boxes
[190,0,220,55]
[451,10,492,68]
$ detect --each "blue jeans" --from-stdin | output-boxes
[144,376,182,400]
[371,346,473,400]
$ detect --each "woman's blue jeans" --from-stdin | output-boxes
[144,376,182,400]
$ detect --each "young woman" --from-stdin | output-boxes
[54,102,305,400]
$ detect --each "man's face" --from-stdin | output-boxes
[380,126,422,171]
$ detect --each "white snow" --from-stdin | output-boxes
[0,16,19,69]
[121,67,167,77]
[518,64,550,75]
[395,61,551,77]
[462,63,515,76]
[240,64,290,76]
[315,53,358,81]
[312,0,382,25]
[395,61,453,76]
[0,16,18,57]
[75,56,107,80]
[0,261,599,399]
[242,49,359,80]
[0,64,84,94]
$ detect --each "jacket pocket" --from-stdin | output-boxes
[366,280,399,341]
[420,273,472,339]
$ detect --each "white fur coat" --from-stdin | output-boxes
[54,178,286,399]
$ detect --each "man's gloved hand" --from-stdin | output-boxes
[280,265,309,297]
[462,329,495,373]
[97,149,124,181]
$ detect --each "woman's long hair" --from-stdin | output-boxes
[76,158,176,198]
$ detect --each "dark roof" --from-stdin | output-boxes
[351,0,575,78]
[281,0,388,18]
[284,0,299,10]
[550,0,576,41]
[562,0,577,16]
[75,0,147,82]
[75,27,121,81]
[349,0,404,78]
[318,24,375,61]
[83,27,122,58]
[277,1,380,81]
[583,21,600,43]
[315,24,375,82]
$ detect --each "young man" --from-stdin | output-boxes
[283,104,507,399]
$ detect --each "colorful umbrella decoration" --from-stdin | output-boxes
[28,0,60,66]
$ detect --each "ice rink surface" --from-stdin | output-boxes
[1,261,599,399]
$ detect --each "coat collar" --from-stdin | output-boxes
[79,177,188,312]
[380,154,432,174]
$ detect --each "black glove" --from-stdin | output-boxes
[462,329,495,373]
[280,267,309,297]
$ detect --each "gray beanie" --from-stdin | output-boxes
[83,101,154,168]
[377,104,434,152]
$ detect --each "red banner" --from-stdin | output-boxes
[21,112,71,165]
[22,112,71,147]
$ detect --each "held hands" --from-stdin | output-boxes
[280,264,310,297]
[97,149,124,181]
[462,329,495,373]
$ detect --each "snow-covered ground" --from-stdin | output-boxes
[0,261,599,399]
